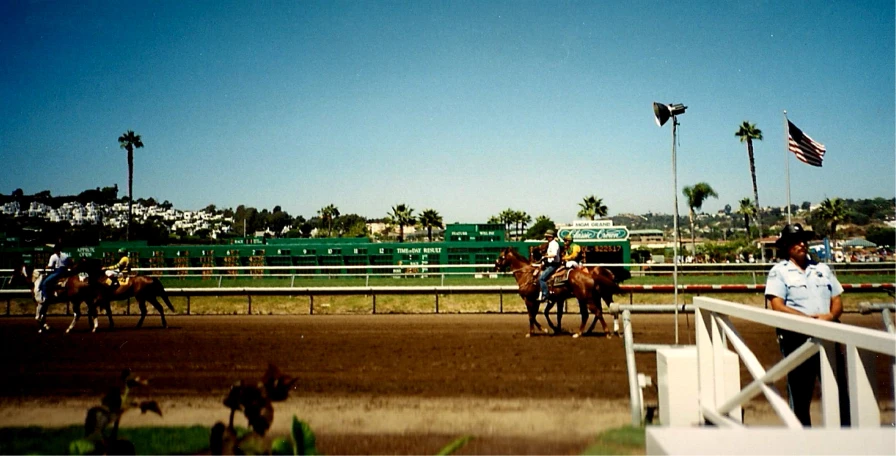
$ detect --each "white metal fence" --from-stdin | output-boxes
[692,296,895,429]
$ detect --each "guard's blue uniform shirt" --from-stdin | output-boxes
[765,260,843,316]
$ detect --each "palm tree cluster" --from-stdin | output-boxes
[487,209,531,240]
[108,129,887,252]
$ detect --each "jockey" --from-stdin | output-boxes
[538,230,561,302]
[104,248,131,288]
[562,234,583,269]
[40,245,70,303]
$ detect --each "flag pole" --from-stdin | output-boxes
[783,110,792,224]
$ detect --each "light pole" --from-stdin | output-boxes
[653,102,687,345]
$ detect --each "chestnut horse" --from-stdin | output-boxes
[80,259,176,328]
[14,264,112,333]
[495,247,627,337]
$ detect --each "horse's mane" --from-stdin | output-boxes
[501,247,528,262]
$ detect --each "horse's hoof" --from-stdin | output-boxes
[572,333,581,338]
[525,333,532,338]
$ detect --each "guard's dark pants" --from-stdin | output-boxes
[539,263,558,299]
[777,328,850,427]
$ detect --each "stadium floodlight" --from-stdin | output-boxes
[653,101,687,344]
[653,102,687,127]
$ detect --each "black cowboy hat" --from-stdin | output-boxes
[775,223,814,250]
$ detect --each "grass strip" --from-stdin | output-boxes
[0,425,212,455]
[582,425,646,455]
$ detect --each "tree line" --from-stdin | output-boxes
[2,128,893,249]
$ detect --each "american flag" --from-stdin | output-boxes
[787,120,826,167]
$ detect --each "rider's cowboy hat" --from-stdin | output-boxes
[544,230,556,238]
[774,224,814,250]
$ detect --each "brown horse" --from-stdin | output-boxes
[495,247,626,337]
[82,259,176,328]
[14,264,112,333]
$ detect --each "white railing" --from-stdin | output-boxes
[693,296,896,429]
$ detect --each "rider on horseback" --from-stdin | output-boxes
[103,248,131,288]
[538,230,561,302]
[40,245,71,303]
[561,234,584,269]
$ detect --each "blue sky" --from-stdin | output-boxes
[1,0,893,225]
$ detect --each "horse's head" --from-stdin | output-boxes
[529,243,548,262]
[8,264,35,288]
[591,266,631,306]
[72,257,103,279]
[494,248,513,272]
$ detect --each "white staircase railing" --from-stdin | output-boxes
[693,296,896,429]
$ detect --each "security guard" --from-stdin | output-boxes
[765,223,848,426]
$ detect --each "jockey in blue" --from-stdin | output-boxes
[538,230,562,302]
[40,245,70,303]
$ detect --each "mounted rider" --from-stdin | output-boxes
[40,245,72,303]
[537,230,562,302]
[104,248,131,288]
[561,234,584,269]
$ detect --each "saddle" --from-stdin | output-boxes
[102,275,131,287]
[41,273,88,300]
[548,267,573,289]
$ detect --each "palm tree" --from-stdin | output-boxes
[419,209,443,242]
[317,204,340,237]
[735,121,763,253]
[516,211,532,241]
[118,130,144,241]
[577,195,608,220]
[816,197,847,244]
[499,209,515,240]
[683,182,718,258]
[736,198,755,235]
[388,203,416,242]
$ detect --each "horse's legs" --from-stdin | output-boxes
[573,300,590,338]
[103,301,114,330]
[136,299,148,328]
[524,298,547,337]
[556,299,566,333]
[36,299,51,333]
[148,297,168,328]
[543,299,559,333]
[584,304,610,338]
[67,300,82,334]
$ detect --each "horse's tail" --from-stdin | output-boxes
[153,278,176,312]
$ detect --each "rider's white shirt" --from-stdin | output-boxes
[545,240,561,264]
[47,252,69,269]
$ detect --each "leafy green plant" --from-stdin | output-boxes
[68,369,162,455]
[436,435,473,455]
[271,416,318,455]
[210,364,303,455]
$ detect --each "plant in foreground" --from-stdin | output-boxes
[211,363,317,455]
[69,369,162,455]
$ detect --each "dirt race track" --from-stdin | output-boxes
[0,310,892,454]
